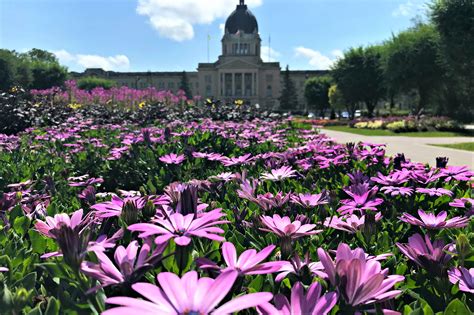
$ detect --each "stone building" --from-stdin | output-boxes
[71,0,328,111]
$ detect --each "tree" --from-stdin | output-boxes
[179,71,192,99]
[328,84,346,117]
[383,23,444,116]
[0,50,17,91]
[279,65,298,111]
[431,0,474,122]
[331,46,386,118]
[304,76,332,117]
[30,62,68,90]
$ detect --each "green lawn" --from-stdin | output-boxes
[431,142,474,152]
[323,125,473,137]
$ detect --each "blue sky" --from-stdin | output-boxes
[0,0,428,72]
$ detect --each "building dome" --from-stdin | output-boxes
[224,1,258,34]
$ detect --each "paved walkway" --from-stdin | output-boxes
[321,128,474,167]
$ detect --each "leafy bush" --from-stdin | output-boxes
[77,76,116,91]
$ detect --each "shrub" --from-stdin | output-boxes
[77,76,116,91]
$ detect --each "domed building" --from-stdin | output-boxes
[73,0,327,111]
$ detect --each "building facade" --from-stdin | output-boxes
[71,0,328,111]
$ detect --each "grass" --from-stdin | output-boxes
[323,125,473,137]
[430,142,474,152]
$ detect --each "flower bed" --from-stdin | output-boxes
[0,118,472,314]
[351,116,464,133]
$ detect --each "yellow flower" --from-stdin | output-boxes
[10,86,18,93]
[234,99,244,107]
[68,103,83,110]
[138,101,146,109]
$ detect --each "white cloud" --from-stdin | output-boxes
[392,1,425,17]
[261,45,281,62]
[136,0,263,41]
[219,23,225,35]
[294,47,341,70]
[53,50,130,71]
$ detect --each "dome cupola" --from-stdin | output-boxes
[224,0,258,34]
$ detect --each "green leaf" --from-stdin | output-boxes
[248,275,263,291]
[45,297,60,315]
[444,299,470,315]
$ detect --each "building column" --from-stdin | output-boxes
[241,73,244,98]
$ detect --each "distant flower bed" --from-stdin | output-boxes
[1,84,282,135]
[0,117,472,314]
[351,116,463,133]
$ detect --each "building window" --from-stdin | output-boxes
[206,85,212,97]
[205,75,212,83]
[235,73,242,96]
[225,73,232,96]
[244,73,252,96]
[266,85,273,97]
[168,82,175,90]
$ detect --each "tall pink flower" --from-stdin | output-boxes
[35,209,86,239]
[396,233,452,275]
[338,184,383,215]
[197,242,284,276]
[260,214,321,240]
[81,240,166,290]
[318,244,403,308]
[257,282,338,315]
[159,153,186,165]
[400,209,469,229]
[275,254,325,282]
[323,213,382,234]
[260,166,297,181]
[128,209,228,246]
[103,271,272,315]
[91,195,146,219]
[448,267,474,294]
[290,192,329,208]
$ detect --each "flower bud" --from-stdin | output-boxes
[51,225,88,271]
[142,200,157,218]
[121,200,139,225]
[362,211,377,238]
[456,234,471,266]
[177,185,198,216]
[280,236,293,260]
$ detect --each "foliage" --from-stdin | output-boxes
[279,65,299,111]
[304,76,332,117]
[179,71,193,99]
[77,76,116,91]
[383,23,444,116]
[331,46,386,118]
[431,0,474,122]
[0,49,67,91]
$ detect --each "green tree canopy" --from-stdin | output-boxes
[279,65,298,111]
[383,23,444,115]
[431,0,474,122]
[179,71,192,99]
[0,49,67,91]
[304,76,332,117]
[331,46,386,118]
[77,76,116,91]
